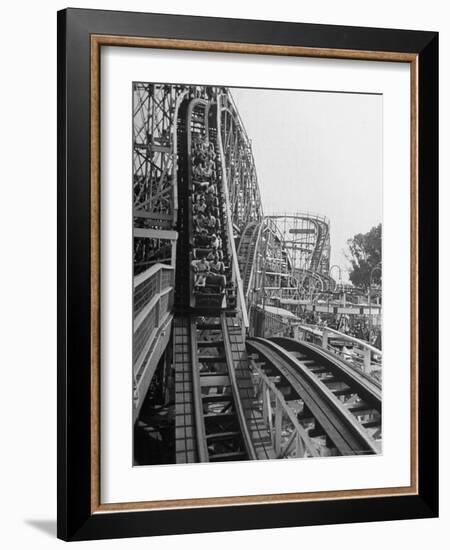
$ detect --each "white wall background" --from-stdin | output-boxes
[0,0,446,547]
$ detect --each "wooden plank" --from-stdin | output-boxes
[199,375,229,387]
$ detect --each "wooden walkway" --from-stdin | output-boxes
[173,317,198,464]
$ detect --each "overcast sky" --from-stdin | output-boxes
[231,87,382,281]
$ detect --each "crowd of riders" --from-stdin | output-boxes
[190,138,228,295]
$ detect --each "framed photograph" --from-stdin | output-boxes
[57,8,438,541]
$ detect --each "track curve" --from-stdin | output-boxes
[247,337,381,456]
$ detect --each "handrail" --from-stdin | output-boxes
[133,262,175,376]
[133,311,173,380]
[323,326,382,355]
[133,286,173,332]
[133,262,175,288]
[298,324,382,355]
[294,324,382,379]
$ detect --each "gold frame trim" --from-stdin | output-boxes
[90,35,419,514]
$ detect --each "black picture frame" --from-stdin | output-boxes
[57,7,438,541]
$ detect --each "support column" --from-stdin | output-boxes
[363,347,371,374]
[322,329,329,350]
[274,398,282,456]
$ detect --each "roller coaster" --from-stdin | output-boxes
[267,213,336,295]
[133,84,382,465]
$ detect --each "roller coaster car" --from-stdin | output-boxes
[191,268,236,310]
[193,291,226,310]
[190,251,226,309]
[185,99,238,312]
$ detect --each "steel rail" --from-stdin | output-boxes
[189,318,210,462]
[271,337,382,407]
[247,338,379,455]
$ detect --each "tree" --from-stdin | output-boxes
[346,223,382,289]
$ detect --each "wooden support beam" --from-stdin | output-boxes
[199,375,229,387]
[134,227,178,241]
[274,398,282,455]
[134,209,174,222]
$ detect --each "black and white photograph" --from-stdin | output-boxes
[0,0,442,545]
[132,83,383,466]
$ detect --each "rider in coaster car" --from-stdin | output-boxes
[194,229,212,248]
[193,195,207,215]
[209,234,221,250]
[205,204,220,219]
[193,213,207,234]
[203,214,217,232]
[193,180,210,193]
[205,268,226,293]
[205,189,218,209]
[191,257,209,288]
[209,253,225,274]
